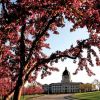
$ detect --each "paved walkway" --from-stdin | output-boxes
[29,94,78,100]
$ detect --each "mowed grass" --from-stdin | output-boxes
[73,91,100,100]
[20,95,35,100]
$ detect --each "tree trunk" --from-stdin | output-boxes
[13,77,23,100]
[3,92,14,100]
[3,77,27,100]
[13,86,22,100]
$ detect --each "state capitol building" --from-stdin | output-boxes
[43,67,81,94]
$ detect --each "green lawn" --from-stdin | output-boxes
[73,91,100,100]
[20,95,34,100]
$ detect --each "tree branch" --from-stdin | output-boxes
[1,2,8,17]
[24,14,59,68]
[24,39,88,81]
[20,23,26,68]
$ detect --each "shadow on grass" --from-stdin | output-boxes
[73,97,90,100]
[64,96,79,100]
[64,95,90,100]
[79,99,88,100]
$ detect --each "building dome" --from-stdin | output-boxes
[61,67,71,83]
[63,67,69,76]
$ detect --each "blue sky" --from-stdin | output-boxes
[37,20,100,84]
[43,20,89,54]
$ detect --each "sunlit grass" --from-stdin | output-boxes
[73,91,100,100]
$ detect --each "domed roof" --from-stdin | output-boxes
[62,67,69,76]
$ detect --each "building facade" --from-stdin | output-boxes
[43,67,81,94]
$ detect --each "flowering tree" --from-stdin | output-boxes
[0,78,14,99]
[0,0,100,100]
[22,82,44,95]
[93,79,100,90]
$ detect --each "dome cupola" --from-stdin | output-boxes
[61,67,71,83]
[63,67,69,76]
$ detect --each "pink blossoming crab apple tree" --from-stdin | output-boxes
[22,82,44,95]
[0,0,100,100]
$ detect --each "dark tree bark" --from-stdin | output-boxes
[13,76,23,100]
